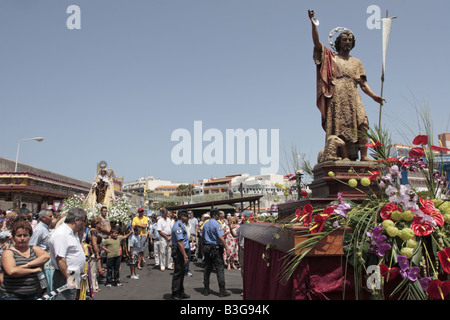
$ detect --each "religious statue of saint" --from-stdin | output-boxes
[86,167,115,208]
[309,10,385,162]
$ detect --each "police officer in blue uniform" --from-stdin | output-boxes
[201,209,230,297]
[170,209,190,300]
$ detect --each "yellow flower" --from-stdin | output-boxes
[400,247,414,259]
[382,220,395,229]
[360,177,371,187]
[399,228,414,241]
[391,210,403,222]
[401,210,414,222]
[386,226,399,237]
[407,239,417,249]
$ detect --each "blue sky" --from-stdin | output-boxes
[1,0,449,184]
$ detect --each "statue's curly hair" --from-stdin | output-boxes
[334,32,356,52]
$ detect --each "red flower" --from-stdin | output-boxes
[300,190,308,198]
[366,141,383,148]
[368,170,381,181]
[321,206,335,218]
[310,214,326,234]
[438,247,450,274]
[284,173,294,178]
[412,135,428,146]
[411,216,434,236]
[431,145,450,152]
[386,157,401,164]
[298,204,313,225]
[289,176,297,181]
[294,208,302,221]
[427,279,450,300]
[420,197,444,227]
[379,264,400,282]
[380,203,402,221]
[409,147,425,157]
[309,206,334,233]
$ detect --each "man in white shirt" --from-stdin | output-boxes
[49,207,88,300]
[157,208,173,271]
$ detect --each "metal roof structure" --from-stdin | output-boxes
[165,194,263,213]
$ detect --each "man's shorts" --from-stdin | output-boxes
[129,253,138,265]
[139,236,147,252]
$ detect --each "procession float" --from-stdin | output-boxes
[239,10,450,300]
[61,161,133,225]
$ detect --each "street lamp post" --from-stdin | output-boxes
[15,137,44,172]
[295,169,304,200]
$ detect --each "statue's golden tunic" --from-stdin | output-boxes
[315,44,369,149]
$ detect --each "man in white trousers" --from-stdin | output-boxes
[157,208,173,271]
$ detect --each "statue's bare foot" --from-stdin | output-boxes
[342,157,350,161]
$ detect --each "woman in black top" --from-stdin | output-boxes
[0,220,50,300]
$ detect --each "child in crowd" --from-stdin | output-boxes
[128,226,141,280]
[0,231,11,286]
[102,227,132,287]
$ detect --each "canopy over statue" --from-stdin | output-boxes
[86,161,116,208]
[308,10,385,162]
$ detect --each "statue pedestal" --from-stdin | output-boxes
[243,160,378,299]
[278,160,376,220]
[309,160,375,199]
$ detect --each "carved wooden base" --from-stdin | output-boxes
[278,160,377,220]
[239,223,346,256]
[309,160,375,199]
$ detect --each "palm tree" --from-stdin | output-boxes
[177,184,195,196]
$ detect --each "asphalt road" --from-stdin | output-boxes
[93,255,244,301]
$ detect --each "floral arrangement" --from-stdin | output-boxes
[280,131,450,300]
[60,193,134,225]
[60,193,92,216]
[106,195,135,224]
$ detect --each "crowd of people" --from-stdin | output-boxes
[0,204,251,300]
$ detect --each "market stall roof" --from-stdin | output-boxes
[165,195,263,211]
[190,204,235,211]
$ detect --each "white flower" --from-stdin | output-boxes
[389,165,399,175]
[385,185,398,196]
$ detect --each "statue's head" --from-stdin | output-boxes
[335,32,355,52]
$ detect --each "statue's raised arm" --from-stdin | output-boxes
[308,10,322,53]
